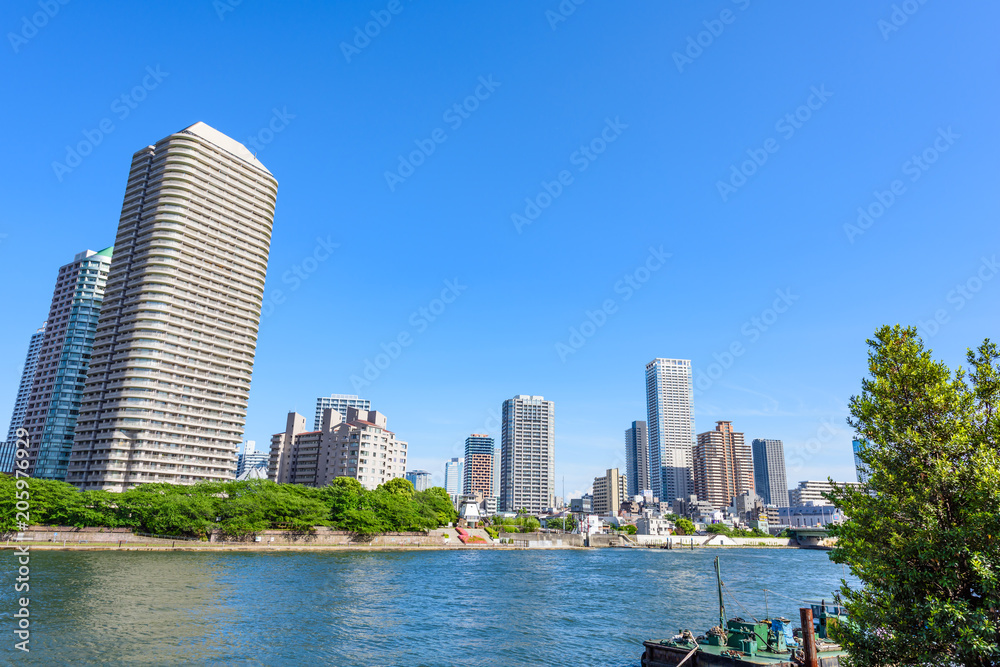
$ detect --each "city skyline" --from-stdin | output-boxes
[3,4,995,499]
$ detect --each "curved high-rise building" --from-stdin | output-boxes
[68,122,278,491]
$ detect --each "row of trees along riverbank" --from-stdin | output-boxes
[0,476,457,538]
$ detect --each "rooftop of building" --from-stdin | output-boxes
[179,122,271,174]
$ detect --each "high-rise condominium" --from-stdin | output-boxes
[694,421,754,509]
[500,395,555,514]
[405,470,431,491]
[0,323,47,473]
[24,249,113,480]
[270,407,407,489]
[236,440,269,478]
[751,438,789,507]
[592,468,627,516]
[444,457,463,496]
[314,394,371,431]
[624,420,650,496]
[68,123,278,491]
[645,358,694,503]
[463,434,495,497]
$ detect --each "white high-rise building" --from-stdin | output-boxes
[314,394,371,431]
[236,440,269,478]
[500,395,555,514]
[0,322,47,473]
[645,358,695,504]
[444,457,463,496]
[68,122,278,491]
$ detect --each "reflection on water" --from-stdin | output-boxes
[0,548,855,666]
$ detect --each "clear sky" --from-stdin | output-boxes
[2,1,998,499]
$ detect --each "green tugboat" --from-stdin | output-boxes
[641,557,848,666]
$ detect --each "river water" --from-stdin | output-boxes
[1,548,853,665]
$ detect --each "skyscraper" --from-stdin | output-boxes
[444,457,463,496]
[645,358,694,503]
[751,438,790,507]
[0,323,47,473]
[236,440,269,478]
[852,439,869,485]
[694,420,754,509]
[314,394,371,431]
[463,434,495,497]
[405,470,432,491]
[500,394,555,514]
[68,122,278,491]
[24,249,112,480]
[624,420,650,497]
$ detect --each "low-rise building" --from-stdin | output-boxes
[778,503,845,527]
[570,495,593,514]
[269,407,407,489]
[789,480,860,506]
[636,513,673,536]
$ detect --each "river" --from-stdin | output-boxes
[1,547,854,665]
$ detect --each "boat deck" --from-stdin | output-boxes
[642,640,845,666]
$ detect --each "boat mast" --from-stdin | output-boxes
[714,556,726,629]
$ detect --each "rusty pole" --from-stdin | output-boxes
[799,607,818,667]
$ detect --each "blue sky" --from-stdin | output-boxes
[2,1,997,499]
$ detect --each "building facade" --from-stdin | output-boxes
[625,420,650,497]
[270,407,407,489]
[645,358,694,504]
[23,249,112,480]
[68,123,278,491]
[405,470,431,491]
[852,439,869,485]
[314,394,371,431]
[500,395,555,513]
[444,457,463,496]
[463,434,495,497]
[592,468,627,516]
[751,438,790,507]
[694,421,754,509]
[236,440,269,478]
[788,479,860,506]
[0,323,47,473]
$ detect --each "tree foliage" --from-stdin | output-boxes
[828,325,1000,667]
[0,476,456,539]
[674,518,696,535]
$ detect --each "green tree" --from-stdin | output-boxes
[705,522,731,536]
[622,524,637,535]
[381,477,415,498]
[828,326,1000,666]
[674,518,695,535]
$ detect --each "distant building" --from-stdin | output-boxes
[730,490,767,526]
[570,495,593,514]
[645,358,695,504]
[314,394,371,431]
[694,421,754,510]
[444,457,463,496]
[24,248,113,480]
[625,420,650,497]
[500,395,555,514]
[789,480,860,506]
[463,434,495,498]
[236,441,269,478]
[405,470,432,491]
[270,407,407,489]
[752,438,790,507]
[636,513,673,536]
[778,504,845,528]
[592,468,627,516]
[673,494,716,521]
[0,322,46,473]
[852,439,869,484]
